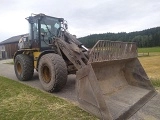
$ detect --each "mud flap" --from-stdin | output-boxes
[76,41,157,120]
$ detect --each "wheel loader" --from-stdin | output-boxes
[14,13,157,120]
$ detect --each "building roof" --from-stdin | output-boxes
[0,33,28,45]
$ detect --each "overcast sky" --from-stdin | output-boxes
[0,0,160,42]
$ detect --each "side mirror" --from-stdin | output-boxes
[64,23,68,29]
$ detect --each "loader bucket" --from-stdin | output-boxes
[76,40,157,120]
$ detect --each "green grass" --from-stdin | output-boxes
[151,79,160,87]
[138,47,160,53]
[0,76,97,120]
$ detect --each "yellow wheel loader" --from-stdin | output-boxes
[14,13,157,120]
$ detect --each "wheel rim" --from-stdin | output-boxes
[17,62,22,75]
[42,65,51,83]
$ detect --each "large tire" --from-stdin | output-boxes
[38,53,67,92]
[14,54,34,81]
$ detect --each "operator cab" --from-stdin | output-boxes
[25,13,65,51]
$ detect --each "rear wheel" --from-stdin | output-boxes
[14,54,34,81]
[38,53,67,92]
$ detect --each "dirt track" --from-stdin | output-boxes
[0,59,160,120]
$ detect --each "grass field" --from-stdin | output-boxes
[139,55,160,87]
[0,76,97,120]
[138,47,160,53]
[138,47,160,88]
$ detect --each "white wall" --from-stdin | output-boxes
[0,45,5,51]
[0,45,5,59]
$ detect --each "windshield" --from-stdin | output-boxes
[41,17,61,37]
[40,17,61,48]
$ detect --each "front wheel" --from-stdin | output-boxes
[14,54,34,81]
[38,53,68,92]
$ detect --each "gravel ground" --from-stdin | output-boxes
[0,59,160,120]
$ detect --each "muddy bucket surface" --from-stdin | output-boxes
[76,41,157,120]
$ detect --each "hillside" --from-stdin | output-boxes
[78,27,160,48]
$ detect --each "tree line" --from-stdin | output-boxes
[78,27,160,48]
